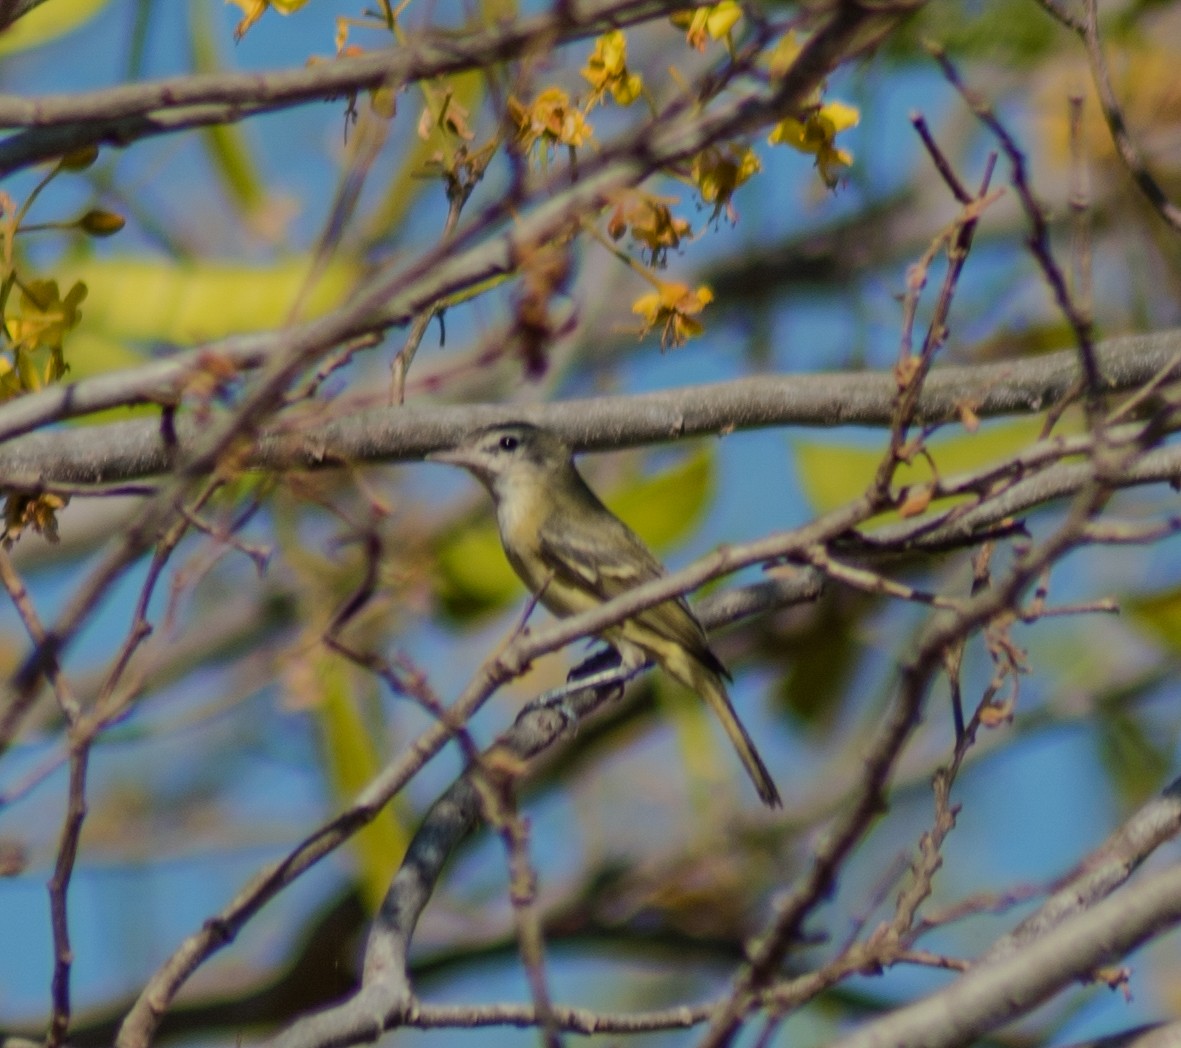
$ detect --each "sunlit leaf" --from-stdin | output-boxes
[0,0,109,55]
[189,0,267,215]
[794,417,1062,517]
[610,447,713,551]
[1126,586,1181,651]
[314,653,411,913]
[433,521,516,619]
[58,255,361,344]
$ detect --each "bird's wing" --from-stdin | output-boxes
[537,507,727,677]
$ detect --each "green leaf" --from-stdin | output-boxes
[314,653,412,913]
[794,417,1061,517]
[188,0,266,215]
[0,0,109,55]
[610,447,714,551]
[774,590,868,729]
[59,255,361,344]
[433,519,518,620]
[1095,709,1172,805]
[1126,586,1181,651]
[886,0,1059,63]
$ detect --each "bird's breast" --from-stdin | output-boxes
[495,480,552,591]
[495,480,600,618]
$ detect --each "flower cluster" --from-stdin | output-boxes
[582,30,643,108]
[766,32,861,187]
[608,191,692,265]
[691,145,761,223]
[509,88,593,155]
[2,279,85,398]
[633,281,714,350]
[671,2,741,51]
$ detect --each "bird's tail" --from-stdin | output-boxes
[681,660,782,808]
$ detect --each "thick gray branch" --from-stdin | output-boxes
[829,860,1181,1048]
[0,330,1178,485]
[0,0,686,175]
[258,573,820,1048]
[980,777,1181,965]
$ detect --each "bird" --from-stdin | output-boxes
[428,421,781,807]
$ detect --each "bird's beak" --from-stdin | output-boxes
[425,446,479,469]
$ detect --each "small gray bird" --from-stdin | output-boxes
[429,422,781,808]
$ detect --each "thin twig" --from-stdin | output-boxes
[932,46,1105,442]
[1079,0,1181,233]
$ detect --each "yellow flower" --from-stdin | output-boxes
[767,31,804,76]
[607,191,692,265]
[632,281,713,349]
[2,278,84,397]
[228,0,310,39]
[671,1,741,51]
[3,492,67,548]
[509,88,593,154]
[768,100,860,187]
[582,31,643,108]
[7,278,85,366]
[691,145,761,222]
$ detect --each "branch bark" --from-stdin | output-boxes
[0,329,1177,484]
[828,860,1181,1048]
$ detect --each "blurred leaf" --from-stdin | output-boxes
[1126,586,1181,650]
[972,321,1080,361]
[434,449,714,620]
[794,417,1056,517]
[610,447,713,551]
[655,675,728,809]
[772,590,868,729]
[1033,42,1181,182]
[1096,709,1172,805]
[887,0,1059,63]
[189,0,267,215]
[59,255,361,345]
[315,653,411,913]
[0,0,109,54]
[433,520,515,619]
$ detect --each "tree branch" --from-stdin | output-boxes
[0,330,1177,483]
[0,0,686,175]
[828,860,1181,1048]
[115,569,822,1048]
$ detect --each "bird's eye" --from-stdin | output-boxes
[498,435,519,452]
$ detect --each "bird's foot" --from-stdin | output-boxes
[520,663,639,727]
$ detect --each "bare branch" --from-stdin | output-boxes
[0,0,685,175]
[117,570,822,1048]
[980,776,1181,965]
[1080,0,1181,233]
[0,330,1178,483]
[828,860,1181,1048]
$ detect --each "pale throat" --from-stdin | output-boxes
[493,466,597,619]
[493,467,551,586]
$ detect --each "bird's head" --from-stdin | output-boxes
[427,422,573,498]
